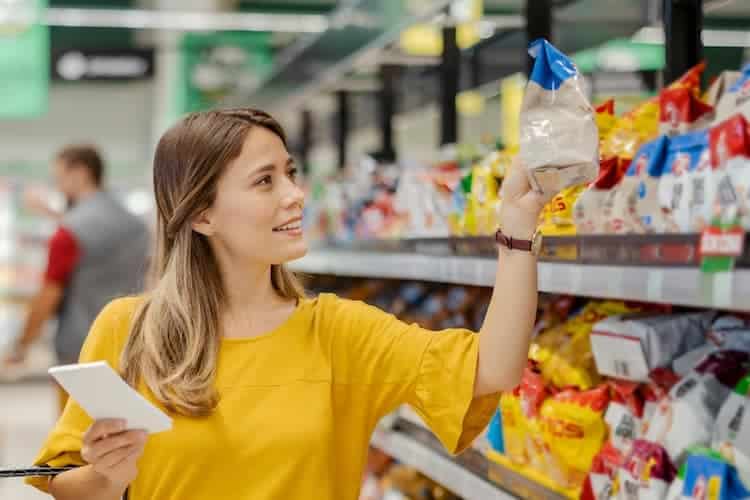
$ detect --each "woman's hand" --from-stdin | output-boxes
[80,419,147,490]
[500,158,554,239]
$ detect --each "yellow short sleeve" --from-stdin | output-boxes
[411,330,501,454]
[26,297,139,493]
[321,294,500,455]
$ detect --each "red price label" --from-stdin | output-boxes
[699,227,745,257]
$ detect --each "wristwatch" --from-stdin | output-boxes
[495,228,543,257]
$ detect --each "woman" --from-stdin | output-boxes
[28,109,549,500]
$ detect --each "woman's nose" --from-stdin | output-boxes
[281,182,305,209]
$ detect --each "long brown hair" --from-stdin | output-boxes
[121,109,305,416]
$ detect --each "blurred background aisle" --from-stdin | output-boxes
[0,381,55,500]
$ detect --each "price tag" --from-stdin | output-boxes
[699,227,745,257]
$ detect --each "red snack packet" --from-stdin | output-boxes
[659,87,714,136]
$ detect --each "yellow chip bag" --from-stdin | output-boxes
[595,99,617,146]
[531,301,640,390]
[602,98,660,160]
[499,392,528,465]
[471,163,500,235]
[540,386,610,489]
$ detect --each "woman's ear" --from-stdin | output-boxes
[191,208,214,237]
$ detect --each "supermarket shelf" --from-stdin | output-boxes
[291,249,750,311]
[370,428,516,500]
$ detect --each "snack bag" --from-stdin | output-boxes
[606,380,645,454]
[597,99,618,146]
[617,439,677,500]
[607,136,671,233]
[531,301,638,390]
[487,408,505,454]
[707,114,750,228]
[520,39,599,196]
[582,442,624,500]
[715,63,750,122]
[659,86,714,137]
[659,130,710,233]
[645,351,750,466]
[539,184,586,236]
[712,375,750,473]
[469,162,501,235]
[574,156,627,234]
[682,453,750,500]
[706,70,742,109]
[541,323,602,390]
[602,99,660,162]
[539,385,610,489]
[672,316,750,376]
[520,367,552,474]
[500,390,528,465]
[590,312,714,382]
[602,63,705,164]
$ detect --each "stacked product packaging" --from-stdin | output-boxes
[485,303,750,500]
[329,277,750,500]
[308,44,750,242]
[574,61,750,236]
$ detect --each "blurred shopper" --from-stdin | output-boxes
[27,110,549,500]
[3,145,149,412]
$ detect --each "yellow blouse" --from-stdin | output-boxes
[28,293,500,500]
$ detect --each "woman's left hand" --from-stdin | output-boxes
[499,158,555,239]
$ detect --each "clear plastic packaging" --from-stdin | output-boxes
[520,39,599,196]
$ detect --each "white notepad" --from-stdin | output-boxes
[49,361,172,434]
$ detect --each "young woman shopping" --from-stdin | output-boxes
[28,108,550,500]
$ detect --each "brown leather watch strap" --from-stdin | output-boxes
[495,229,533,252]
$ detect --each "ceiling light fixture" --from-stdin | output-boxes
[0,7,329,33]
[633,25,750,48]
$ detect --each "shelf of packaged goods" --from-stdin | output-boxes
[370,427,517,500]
[291,250,750,311]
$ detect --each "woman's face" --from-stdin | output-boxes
[196,126,307,266]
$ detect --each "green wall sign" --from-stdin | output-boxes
[176,31,272,115]
[0,0,49,118]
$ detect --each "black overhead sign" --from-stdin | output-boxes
[51,48,155,81]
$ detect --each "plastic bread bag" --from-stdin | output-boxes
[607,135,671,233]
[657,130,710,233]
[590,312,715,382]
[520,39,599,197]
[644,351,750,467]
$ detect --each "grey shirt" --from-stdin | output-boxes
[55,191,149,363]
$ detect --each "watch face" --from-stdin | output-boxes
[531,231,544,256]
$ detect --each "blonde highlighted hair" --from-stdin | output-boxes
[121,109,304,416]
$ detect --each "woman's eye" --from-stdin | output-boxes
[288,167,299,181]
[256,176,272,186]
